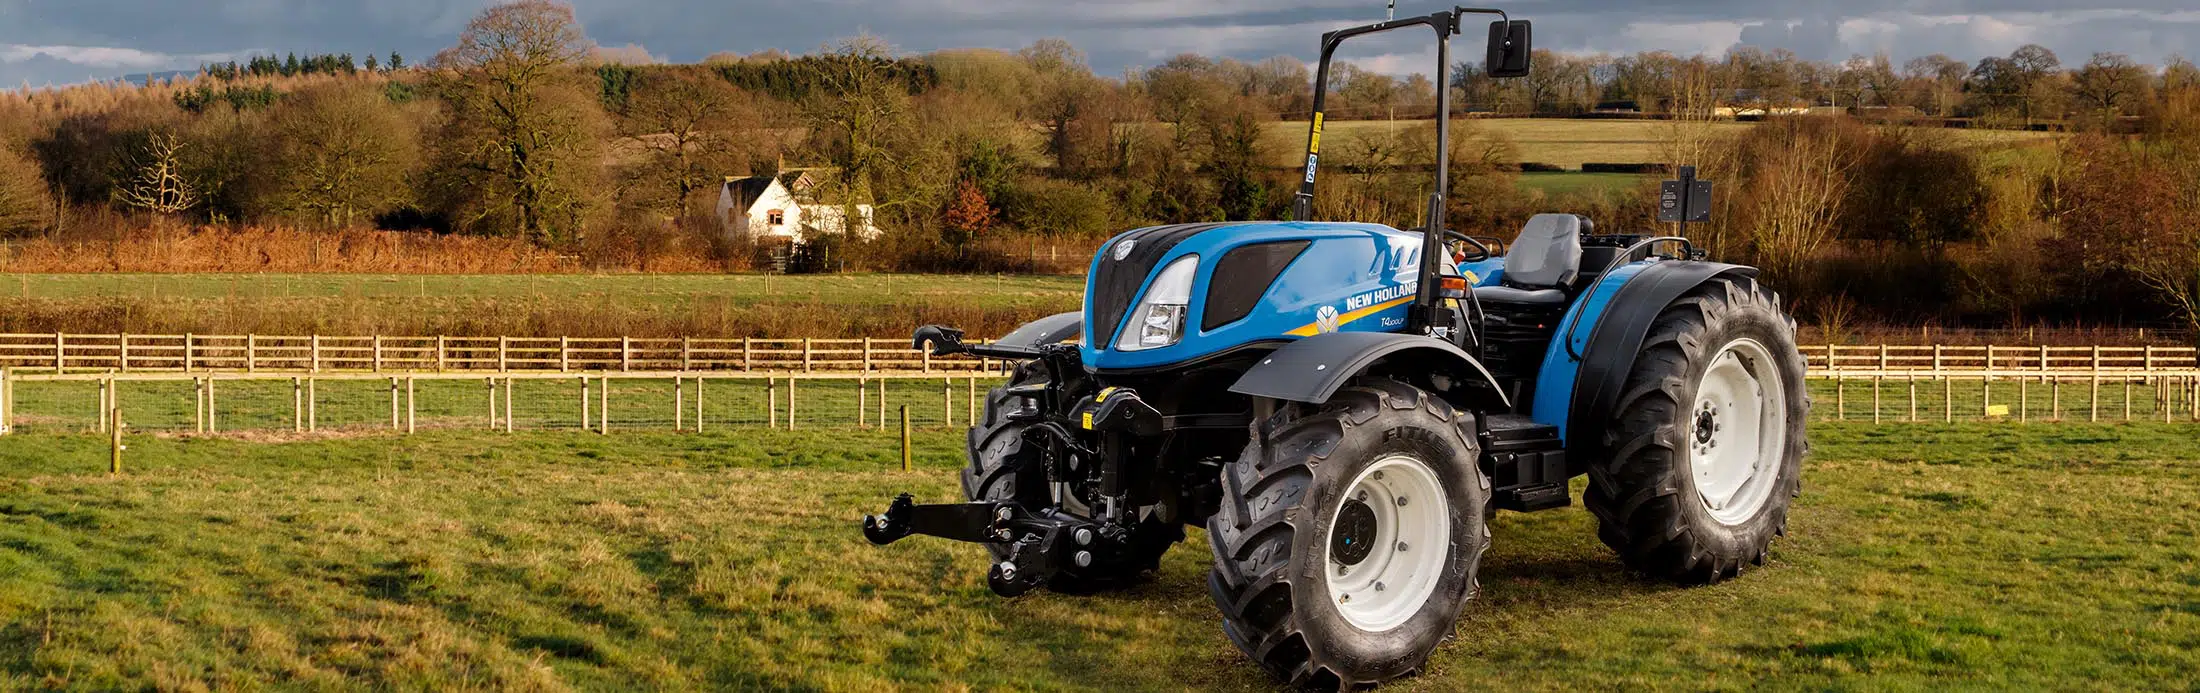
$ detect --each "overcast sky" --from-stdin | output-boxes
[2,0,2195,87]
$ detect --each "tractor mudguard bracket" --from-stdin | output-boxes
[1229,332,1510,410]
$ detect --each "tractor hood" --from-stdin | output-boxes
[1082,221,1428,372]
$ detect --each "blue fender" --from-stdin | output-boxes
[1530,261,1759,450]
[1228,331,1510,411]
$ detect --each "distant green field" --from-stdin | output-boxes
[0,273,1083,306]
[1268,118,2059,170]
[1517,171,1653,197]
[0,423,2194,690]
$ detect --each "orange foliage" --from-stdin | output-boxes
[0,224,723,274]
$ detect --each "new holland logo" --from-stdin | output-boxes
[1315,305,1341,334]
[1113,239,1137,261]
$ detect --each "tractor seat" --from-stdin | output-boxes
[1474,214,1583,306]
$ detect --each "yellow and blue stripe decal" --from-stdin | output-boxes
[1285,296,1414,337]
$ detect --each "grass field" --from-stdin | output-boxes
[0,273,1085,340]
[2,423,2195,690]
[1265,119,2057,170]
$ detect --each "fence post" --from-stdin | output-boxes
[1835,377,1845,421]
[389,377,399,431]
[207,377,217,433]
[788,378,797,430]
[968,377,977,425]
[308,378,317,432]
[311,335,322,373]
[54,333,63,374]
[561,337,571,372]
[580,375,591,432]
[406,377,416,434]
[1872,375,1882,424]
[675,376,685,431]
[802,338,813,373]
[194,378,205,434]
[185,333,195,371]
[2019,375,2029,422]
[246,334,257,373]
[373,335,384,372]
[1983,346,1994,418]
[119,334,130,372]
[504,377,514,433]
[293,377,303,432]
[743,338,753,372]
[767,378,777,429]
[682,337,692,371]
[942,377,952,427]
[2051,376,2061,421]
[858,377,868,428]
[435,336,447,372]
[0,367,10,435]
[486,377,498,430]
[600,373,610,433]
[2090,372,2101,422]
[109,389,122,477]
[96,378,109,434]
[2123,377,2133,421]
[1944,376,1953,423]
[694,376,705,433]
[900,405,912,472]
[499,336,510,372]
[862,339,873,372]
[877,378,886,426]
[621,337,632,372]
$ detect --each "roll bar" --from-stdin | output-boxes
[1290,7,1530,335]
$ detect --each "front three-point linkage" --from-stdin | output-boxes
[863,493,1123,597]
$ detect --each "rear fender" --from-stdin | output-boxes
[1530,261,1759,451]
[1228,332,1510,412]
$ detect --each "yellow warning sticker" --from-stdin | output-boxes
[1463,271,1480,284]
[1081,412,1095,430]
[1096,387,1117,403]
[1310,113,1325,154]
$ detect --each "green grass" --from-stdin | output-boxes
[2,423,2196,690]
[0,273,1085,339]
[1517,172,1653,197]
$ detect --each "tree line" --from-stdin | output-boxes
[0,0,2198,337]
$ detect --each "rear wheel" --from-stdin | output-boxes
[1585,274,1809,584]
[1207,378,1489,689]
[961,363,1179,592]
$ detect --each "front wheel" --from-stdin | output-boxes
[1586,274,1809,584]
[1207,379,1490,689]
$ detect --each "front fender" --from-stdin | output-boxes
[996,312,1082,349]
[1228,332,1509,411]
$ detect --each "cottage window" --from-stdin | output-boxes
[767,209,785,226]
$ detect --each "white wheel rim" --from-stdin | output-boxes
[1688,338,1787,525]
[1324,455,1450,633]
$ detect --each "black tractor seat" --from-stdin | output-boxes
[1474,214,1584,307]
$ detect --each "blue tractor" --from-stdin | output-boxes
[864,7,1807,688]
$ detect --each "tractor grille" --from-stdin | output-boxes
[1089,223,1232,347]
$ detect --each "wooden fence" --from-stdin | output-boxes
[3,334,2195,376]
[0,334,1012,374]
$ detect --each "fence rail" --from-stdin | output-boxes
[0,333,1018,374]
[3,334,2196,376]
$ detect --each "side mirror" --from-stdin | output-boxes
[1485,20,1531,78]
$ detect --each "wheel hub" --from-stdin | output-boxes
[1325,455,1450,633]
[1688,338,1788,525]
[1331,499,1379,566]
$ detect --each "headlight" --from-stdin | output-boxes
[1116,255,1199,351]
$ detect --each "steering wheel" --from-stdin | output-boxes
[1443,231,1494,263]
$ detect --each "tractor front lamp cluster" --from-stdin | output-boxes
[1117,255,1200,351]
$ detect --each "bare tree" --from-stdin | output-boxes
[615,71,753,216]
[0,144,48,235]
[115,132,198,216]
[428,0,603,242]
[2070,53,2152,119]
[269,85,421,228]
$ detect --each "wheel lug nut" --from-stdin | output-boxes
[1396,496,1409,507]
[1340,594,1351,603]
[1396,541,1409,552]
[1356,490,1368,502]
[1374,581,1386,592]
[1372,471,1385,480]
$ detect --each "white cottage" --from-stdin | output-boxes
[715,171,880,244]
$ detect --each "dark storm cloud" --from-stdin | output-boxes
[4,0,2200,86]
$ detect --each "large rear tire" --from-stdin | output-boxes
[1207,378,1489,689]
[961,363,1180,592]
[1585,274,1809,584]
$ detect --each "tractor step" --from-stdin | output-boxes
[1481,415,1573,512]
